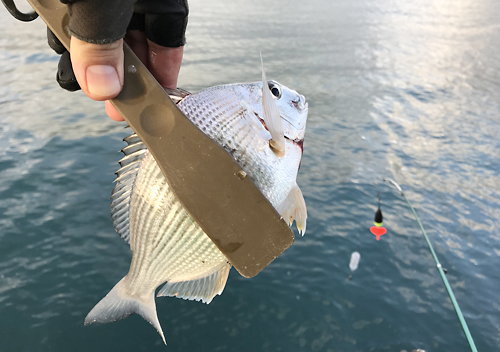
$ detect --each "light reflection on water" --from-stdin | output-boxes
[1,0,499,351]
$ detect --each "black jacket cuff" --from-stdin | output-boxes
[62,0,136,44]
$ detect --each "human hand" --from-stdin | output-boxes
[70,34,183,121]
[47,0,188,121]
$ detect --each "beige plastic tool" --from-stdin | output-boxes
[26,0,294,278]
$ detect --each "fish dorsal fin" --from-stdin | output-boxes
[260,54,285,157]
[156,263,231,304]
[111,90,191,245]
[111,133,147,244]
[277,183,307,236]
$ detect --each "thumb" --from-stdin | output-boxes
[70,36,124,101]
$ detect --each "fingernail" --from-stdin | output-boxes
[86,65,121,98]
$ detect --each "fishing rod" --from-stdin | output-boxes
[384,179,478,352]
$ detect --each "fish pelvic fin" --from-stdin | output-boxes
[277,183,307,236]
[260,53,285,157]
[157,263,231,304]
[84,277,166,344]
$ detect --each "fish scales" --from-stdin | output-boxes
[85,75,308,344]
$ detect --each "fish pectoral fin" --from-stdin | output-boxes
[260,53,285,157]
[277,183,307,236]
[157,263,231,304]
[84,277,166,344]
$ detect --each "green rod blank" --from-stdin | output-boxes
[384,179,478,352]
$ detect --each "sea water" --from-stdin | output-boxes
[1,0,499,351]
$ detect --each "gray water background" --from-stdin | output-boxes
[1,0,499,351]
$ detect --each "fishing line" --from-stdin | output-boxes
[384,178,478,352]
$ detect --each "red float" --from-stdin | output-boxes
[370,226,387,241]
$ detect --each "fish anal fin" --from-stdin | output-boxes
[157,263,231,304]
[277,183,307,236]
[260,53,285,157]
[84,277,166,344]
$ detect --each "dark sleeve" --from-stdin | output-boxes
[60,0,137,44]
[130,0,189,47]
[60,0,188,47]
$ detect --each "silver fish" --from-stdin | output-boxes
[84,69,308,343]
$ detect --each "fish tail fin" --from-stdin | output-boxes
[84,277,166,344]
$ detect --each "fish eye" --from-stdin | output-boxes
[268,81,282,99]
